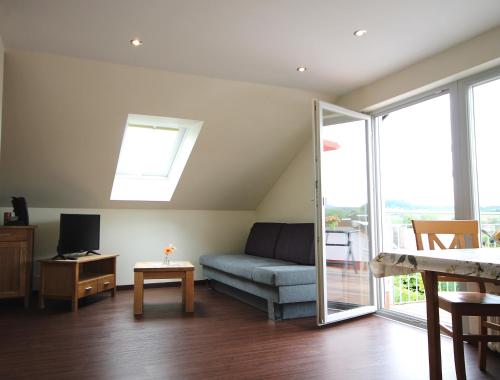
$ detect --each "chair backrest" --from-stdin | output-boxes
[411,220,480,250]
[411,219,485,288]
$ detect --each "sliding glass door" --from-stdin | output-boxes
[313,65,500,327]
[470,75,500,245]
[313,100,376,325]
[370,66,500,325]
[374,93,456,321]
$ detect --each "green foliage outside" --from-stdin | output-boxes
[325,200,499,304]
[392,274,459,304]
[392,274,425,303]
[325,205,367,229]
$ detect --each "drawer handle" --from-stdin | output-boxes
[0,233,11,237]
[103,281,111,286]
[85,286,93,291]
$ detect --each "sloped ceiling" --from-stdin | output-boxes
[0,51,330,209]
[1,1,500,210]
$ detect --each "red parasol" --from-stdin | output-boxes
[323,140,341,151]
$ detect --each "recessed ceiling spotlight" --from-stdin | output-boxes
[130,38,143,47]
[296,66,307,72]
[353,29,367,37]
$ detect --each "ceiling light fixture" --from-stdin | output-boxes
[296,66,307,72]
[130,38,143,47]
[353,29,367,37]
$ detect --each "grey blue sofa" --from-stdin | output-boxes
[199,222,316,320]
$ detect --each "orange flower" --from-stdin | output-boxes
[326,215,340,223]
[163,245,176,255]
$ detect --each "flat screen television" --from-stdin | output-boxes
[57,214,100,256]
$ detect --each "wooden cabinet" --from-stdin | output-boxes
[39,254,118,311]
[0,226,35,307]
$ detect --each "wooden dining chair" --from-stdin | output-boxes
[411,220,500,380]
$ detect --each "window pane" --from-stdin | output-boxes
[116,127,181,177]
[378,94,454,322]
[111,114,202,202]
[472,77,500,246]
[321,113,373,318]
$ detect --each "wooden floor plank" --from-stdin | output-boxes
[0,286,499,380]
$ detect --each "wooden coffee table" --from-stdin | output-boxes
[133,261,195,315]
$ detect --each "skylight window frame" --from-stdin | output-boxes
[110,114,203,202]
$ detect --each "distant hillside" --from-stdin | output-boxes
[326,200,500,212]
[384,200,452,210]
[479,206,500,212]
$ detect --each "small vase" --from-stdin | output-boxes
[162,255,170,265]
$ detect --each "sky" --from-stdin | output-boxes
[321,95,453,209]
[320,75,500,210]
[322,119,367,208]
[473,77,500,208]
[379,93,454,209]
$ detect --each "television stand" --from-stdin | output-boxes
[85,250,101,256]
[39,254,118,311]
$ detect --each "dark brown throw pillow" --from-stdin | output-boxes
[245,223,285,258]
[275,223,315,265]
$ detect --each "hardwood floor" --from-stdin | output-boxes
[0,285,499,380]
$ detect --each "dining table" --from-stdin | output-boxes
[370,248,500,380]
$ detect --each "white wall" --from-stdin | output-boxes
[0,50,329,210]
[255,139,315,223]
[0,50,331,290]
[0,50,324,291]
[0,35,4,157]
[255,25,500,225]
[1,207,255,286]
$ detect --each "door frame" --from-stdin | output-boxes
[370,85,460,320]
[313,100,377,325]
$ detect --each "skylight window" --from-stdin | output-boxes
[116,125,184,177]
[111,114,202,201]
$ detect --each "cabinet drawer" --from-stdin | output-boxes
[98,275,115,292]
[0,228,28,242]
[0,243,26,295]
[78,280,98,298]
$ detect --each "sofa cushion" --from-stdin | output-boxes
[244,222,284,258]
[251,265,316,286]
[199,254,289,281]
[275,223,315,265]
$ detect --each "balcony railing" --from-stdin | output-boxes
[384,211,500,306]
[391,273,460,305]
